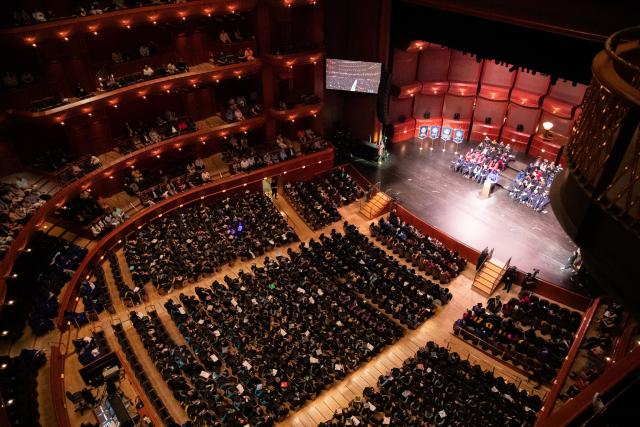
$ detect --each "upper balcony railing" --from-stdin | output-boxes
[564,26,640,229]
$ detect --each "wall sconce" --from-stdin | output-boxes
[542,121,554,139]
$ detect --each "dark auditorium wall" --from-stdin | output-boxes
[323,0,391,141]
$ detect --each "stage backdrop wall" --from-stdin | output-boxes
[387,40,587,162]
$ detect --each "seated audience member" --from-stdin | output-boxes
[166,62,178,74]
[242,47,256,61]
[139,44,150,57]
[219,29,232,44]
[323,341,541,426]
[3,72,18,88]
[142,65,154,78]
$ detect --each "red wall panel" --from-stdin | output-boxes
[513,71,551,97]
[389,97,414,123]
[413,94,444,119]
[474,98,508,123]
[442,94,474,120]
[447,51,481,83]
[481,61,515,88]
[506,104,542,134]
[417,46,450,82]
[391,48,418,86]
[547,79,587,106]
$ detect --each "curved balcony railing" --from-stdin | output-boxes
[16,60,262,120]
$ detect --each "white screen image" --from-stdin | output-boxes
[326,59,382,94]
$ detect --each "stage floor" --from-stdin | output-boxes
[352,139,581,291]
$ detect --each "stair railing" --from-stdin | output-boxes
[491,256,511,294]
[473,247,493,282]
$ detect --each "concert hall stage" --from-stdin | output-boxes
[353,139,581,291]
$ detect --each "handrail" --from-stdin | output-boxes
[50,344,71,427]
[16,60,263,119]
[54,148,334,329]
[537,296,603,421]
[473,247,493,282]
[493,256,512,293]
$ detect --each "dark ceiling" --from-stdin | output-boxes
[390,0,631,83]
[400,0,639,41]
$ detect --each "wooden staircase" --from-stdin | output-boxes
[360,192,392,219]
[472,252,511,296]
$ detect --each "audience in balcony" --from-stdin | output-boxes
[223,96,263,123]
[124,191,298,293]
[223,133,296,175]
[219,29,232,44]
[451,137,514,185]
[0,181,49,259]
[509,158,561,212]
[298,129,328,154]
[322,341,541,426]
[8,1,191,27]
[1,232,87,337]
[119,112,195,153]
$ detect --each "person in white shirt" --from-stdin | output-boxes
[32,9,46,22]
[142,65,154,77]
[219,30,232,44]
[166,62,178,74]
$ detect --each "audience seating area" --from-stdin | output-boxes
[108,252,146,306]
[509,158,561,212]
[112,321,173,423]
[321,341,542,426]
[454,291,583,384]
[129,309,212,423]
[161,244,403,424]
[124,191,299,294]
[0,349,47,427]
[223,133,297,175]
[117,112,196,154]
[73,329,111,366]
[369,211,467,284]
[0,180,49,259]
[79,265,113,316]
[284,169,364,230]
[1,232,87,338]
[304,224,452,329]
[450,138,514,186]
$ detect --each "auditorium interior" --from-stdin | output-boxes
[0,1,638,426]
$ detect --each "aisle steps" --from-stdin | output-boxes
[472,257,508,295]
[359,192,392,219]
